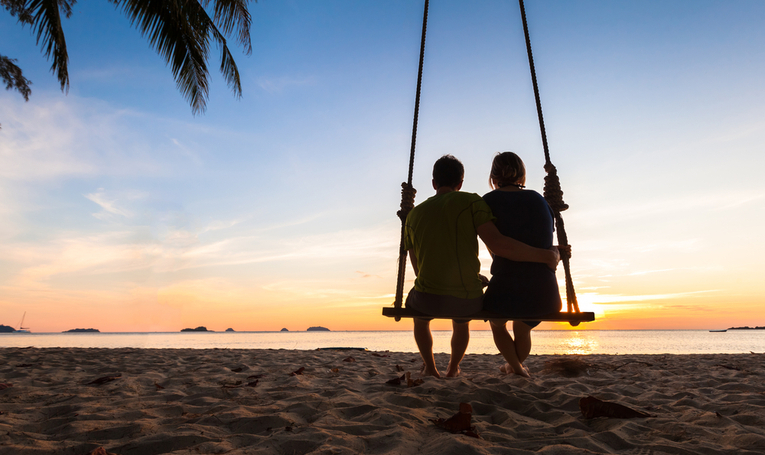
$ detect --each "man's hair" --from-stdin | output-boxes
[432,154,464,188]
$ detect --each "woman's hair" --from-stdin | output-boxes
[489,152,526,189]
[432,154,464,188]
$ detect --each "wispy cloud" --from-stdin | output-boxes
[578,289,719,306]
[627,268,676,276]
[0,219,400,293]
[0,94,221,182]
[256,75,316,94]
[571,191,765,229]
[85,188,133,219]
[169,137,203,166]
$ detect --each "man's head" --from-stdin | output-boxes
[432,154,464,190]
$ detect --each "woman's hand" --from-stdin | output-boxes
[557,244,572,259]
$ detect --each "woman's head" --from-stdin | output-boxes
[490,152,526,189]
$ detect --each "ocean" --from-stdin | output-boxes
[1,330,764,355]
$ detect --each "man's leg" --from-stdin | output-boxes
[413,318,440,377]
[490,320,529,377]
[446,320,470,377]
[513,321,533,363]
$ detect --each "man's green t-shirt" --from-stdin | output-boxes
[404,191,496,299]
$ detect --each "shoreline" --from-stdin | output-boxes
[3,330,764,355]
[1,348,764,454]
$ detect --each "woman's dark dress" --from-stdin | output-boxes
[482,189,562,318]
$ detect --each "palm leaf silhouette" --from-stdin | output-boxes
[4,0,253,114]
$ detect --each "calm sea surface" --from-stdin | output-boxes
[1,330,764,355]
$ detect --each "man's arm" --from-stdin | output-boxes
[408,249,419,276]
[476,221,560,270]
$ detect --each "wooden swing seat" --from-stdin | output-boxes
[382,306,594,322]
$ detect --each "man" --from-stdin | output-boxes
[404,155,560,377]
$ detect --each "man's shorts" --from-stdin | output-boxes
[406,288,542,328]
[405,289,482,323]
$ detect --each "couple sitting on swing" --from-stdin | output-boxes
[404,153,567,378]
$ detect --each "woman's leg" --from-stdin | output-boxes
[513,321,533,363]
[490,320,529,377]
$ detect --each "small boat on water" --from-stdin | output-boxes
[16,312,31,333]
[709,329,727,333]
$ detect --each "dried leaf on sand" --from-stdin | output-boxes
[405,371,423,387]
[386,374,405,385]
[431,402,479,438]
[579,396,652,419]
[290,367,305,376]
[0,383,13,390]
[87,375,121,385]
[343,356,356,363]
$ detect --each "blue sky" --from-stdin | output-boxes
[2,0,765,332]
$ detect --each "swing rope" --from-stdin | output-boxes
[393,0,430,321]
[389,0,586,324]
[518,0,580,321]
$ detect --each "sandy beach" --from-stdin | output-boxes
[1,348,764,454]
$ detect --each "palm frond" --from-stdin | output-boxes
[216,36,242,99]
[198,4,243,99]
[112,0,249,114]
[0,54,32,101]
[112,0,212,113]
[201,0,252,55]
[2,0,34,23]
[25,0,76,92]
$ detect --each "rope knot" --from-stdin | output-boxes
[397,182,417,222]
[543,163,569,213]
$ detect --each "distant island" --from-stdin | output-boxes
[63,328,100,333]
[0,325,15,333]
[307,326,330,332]
[728,326,765,330]
[181,326,213,332]
[225,328,235,332]
[280,328,289,332]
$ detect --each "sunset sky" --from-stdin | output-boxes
[2,0,764,333]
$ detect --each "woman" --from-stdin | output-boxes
[482,152,562,377]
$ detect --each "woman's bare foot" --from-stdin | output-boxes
[500,363,530,378]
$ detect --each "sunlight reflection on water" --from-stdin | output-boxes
[559,332,600,355]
